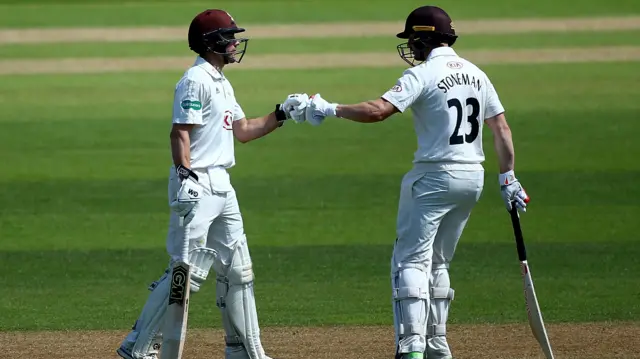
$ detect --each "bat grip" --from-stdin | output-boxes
[509,202,528,262]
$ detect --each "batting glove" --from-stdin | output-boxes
[170,165,204,218]
[305,93,338,126]
[279,93,310,124]
[499,170,530,212]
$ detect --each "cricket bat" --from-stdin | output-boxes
[161,218,192,359]
[509,204,555,359]
[162,260,191,359]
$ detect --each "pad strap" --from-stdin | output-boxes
[430,287,455,301]
[393,286,429,300]
[427,324,447,337]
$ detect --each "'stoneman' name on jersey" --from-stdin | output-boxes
[437,73,482,94]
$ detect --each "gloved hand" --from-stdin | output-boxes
[499,170,530,212]
[305,93,338,126]
[170,165,204,219]
[280,93,310,124]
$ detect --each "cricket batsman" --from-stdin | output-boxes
[291,5,530,359]
[116,9,308,359]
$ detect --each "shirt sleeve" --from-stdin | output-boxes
[380,69,424,113]
[232,100,245,121]
[484,77,505,119]
[172,78,206,125]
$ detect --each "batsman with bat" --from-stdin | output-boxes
[116,9,309,359]
[289,5,531,359]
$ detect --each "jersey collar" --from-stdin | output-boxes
[194,56,224,80]
[427,47,457,61]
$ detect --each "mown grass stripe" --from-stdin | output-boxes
[1,46,639,75]
[2,16,640,44]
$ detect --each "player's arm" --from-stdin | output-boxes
[170,124,194,167]
[169,78,205,218]
[305,70,421,125]
[232,112,283,143]
[171,78,206,171]
[233,94,308,143]
[334,99,399,123]
[483,77,529,212]
[484,113,514,173]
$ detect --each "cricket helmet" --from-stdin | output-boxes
[396,6,458,66]
[188,9,249,64]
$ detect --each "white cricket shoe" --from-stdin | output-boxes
[116,345,158,359]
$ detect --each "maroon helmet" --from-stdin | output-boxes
[188,9,249,64]
[396,6,457,66]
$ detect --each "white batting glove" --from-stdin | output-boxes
[499,170,530,212]
[280,93,310,124]
[305,93,338,126]
[170,165,204,218]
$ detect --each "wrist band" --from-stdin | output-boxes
[275,104,287,122]
[176,164,198,181]
[499,170,516,186]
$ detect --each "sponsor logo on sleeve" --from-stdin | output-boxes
[181,100,202,111]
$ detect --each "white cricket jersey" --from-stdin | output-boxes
[382,47,505,171]
[172,57,245,188]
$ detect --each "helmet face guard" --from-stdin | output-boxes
[203,28,249,64]
[396,33,457,67]
[397,39,426,67]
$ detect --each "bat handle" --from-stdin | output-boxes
[509,201,527,262]
[180,215,190,263]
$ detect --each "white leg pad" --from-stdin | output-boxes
[123,248,216,358]
[214,240,268,359]
[123,270,169,358]
[427,265,455,359]
[392,267,430,354]
[189,247,217,293]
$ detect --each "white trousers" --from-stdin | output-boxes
[391,168,484,358]
[166,166,244,268]
[392,169,484,272]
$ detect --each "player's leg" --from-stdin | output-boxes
[426,170,484,359]
[207,189,271,359]
[392,171,452,359]
[117,170,224,359]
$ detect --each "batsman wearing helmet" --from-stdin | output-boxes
[292,6,530,359]
[116,9,308,359]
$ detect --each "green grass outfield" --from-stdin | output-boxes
[1,62,639,331]
[1,0,639,28]
[3,30,640,58]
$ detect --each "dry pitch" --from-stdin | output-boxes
[1,323,639,358]
[2,17,639,359]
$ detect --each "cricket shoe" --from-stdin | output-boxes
[116,345,158,359]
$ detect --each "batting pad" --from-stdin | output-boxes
[393,267,430,354]
[189,247,217,293]
[427,265,455,359]
[215,241,269,359]
[128,270,170,357]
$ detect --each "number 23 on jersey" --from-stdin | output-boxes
[447,96,480,145]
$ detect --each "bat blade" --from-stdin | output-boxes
[161,260,191,359]
[521,261,555,359]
